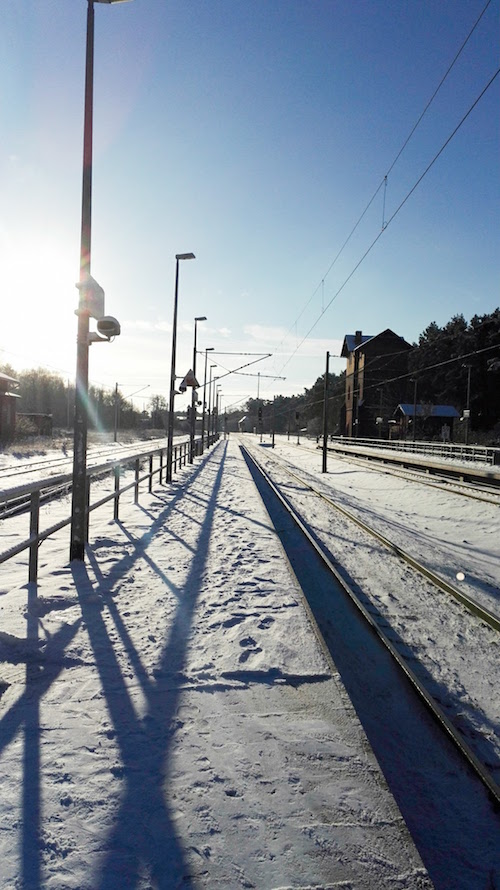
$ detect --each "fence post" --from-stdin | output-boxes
[85,478,90,544]
[159,450,164,484]
[134,459,140,504]
[114,465,120,521]
[29,490,40,584]
[149,455,153,493]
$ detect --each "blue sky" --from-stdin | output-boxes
[1,0,498,412]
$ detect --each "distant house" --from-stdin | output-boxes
[393,404,460,441]
[0,371,20,441]
[341,329,413,437]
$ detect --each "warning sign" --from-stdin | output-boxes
[179,369,199,392]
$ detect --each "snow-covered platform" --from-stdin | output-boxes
[0,438,432,888]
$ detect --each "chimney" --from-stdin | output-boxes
[355,330,362,346]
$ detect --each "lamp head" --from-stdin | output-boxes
[175,252,195,261]
[97,316,121,339]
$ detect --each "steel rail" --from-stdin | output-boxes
[323,447,500,505]
[323,447,500,503]
[257,446,500,634]
[241,443,500,809]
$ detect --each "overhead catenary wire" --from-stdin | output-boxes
[273,65,500,382]
[258,341,500,425]
[268,0,496,391]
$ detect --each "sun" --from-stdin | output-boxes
[0,232,78,374]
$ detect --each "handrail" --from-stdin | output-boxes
[0,433,218,585]
[327,436,500,466]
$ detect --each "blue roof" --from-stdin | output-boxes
[341,334,373,356]
[396,404,460,418]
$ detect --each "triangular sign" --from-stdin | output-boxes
[180,369,199,389]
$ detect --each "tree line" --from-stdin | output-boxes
[2,308,499,441]
[0,365,145,436]
[408,310,500,433]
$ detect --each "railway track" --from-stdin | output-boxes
[325,446,500,504]
[260,449,500,633]
[241,441,500,809]
[0,440,167,520]
[276,437,500,504]
[0,437,168,487]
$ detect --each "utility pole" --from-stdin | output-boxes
[322,351,329,473]
[114,382,119,442]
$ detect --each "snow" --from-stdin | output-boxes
[1,434,499,887]
[249,438,500,780]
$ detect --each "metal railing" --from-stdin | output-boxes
[328,436,500,466]
[0,433,217,586]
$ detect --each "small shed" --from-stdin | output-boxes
[394,403,460,441]
[16,413,53,436]
[0,372,20,441]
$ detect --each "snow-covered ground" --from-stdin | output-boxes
[244,436,500,783]
[1,433,499,888]
[0,438,433,889]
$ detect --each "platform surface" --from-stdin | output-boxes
[0,439,432,888]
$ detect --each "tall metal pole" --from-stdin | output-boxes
[190,316,206,463]
[189,320,198,463]
[207,365,214,447]
[322,351,329,473]
[70,0,94,562]
[412,377,418,443]
[113,382,119,442]
[166,253,195,482]
[216,386,221,436]
[465,365,471,445]
[200,347,213,453]
[212,378,218,438]
[166,259,180,483]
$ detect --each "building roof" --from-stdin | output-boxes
[0,371,19,384]
[0,371,19,395]
[340,334,373,357]
[395,404,460,419]
[340,328,412,358]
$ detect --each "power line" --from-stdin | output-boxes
[275,65,500,379]
[385,0,493,181]
[269,0,495,384]
[250,341,500,423]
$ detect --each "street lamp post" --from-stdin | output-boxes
[190,316,206,462]
[211,378,219,438]
[207,365,216,448]
[70,0,132,562]
[215,384,222,436]
[166,253,196,483]
[200,347,214,454]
